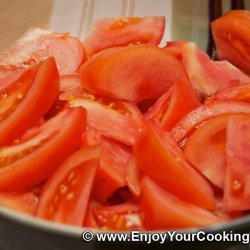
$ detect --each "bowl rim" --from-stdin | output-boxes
[0,205,249,238]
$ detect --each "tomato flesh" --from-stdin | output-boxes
[141,176,225,230]
[0,107,86,191]
[80,45,187,103]
[134,121,216,209]
[0,57,59,145]
[36,146,100,226]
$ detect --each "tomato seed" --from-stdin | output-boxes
[66,192,74,201]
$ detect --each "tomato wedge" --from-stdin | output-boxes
[70,97,143,145]
[0,27,86,75]
[141,176,225,230]
[164,41,249,96]
[224,115,250,211]
[0,57,59,145]
[80,45,187,102]
[212,10,250,74]
[171,101,250,143]
[36,146,100,226]
[0,191,38,215]
[134,121,215,209]
[83,16,165,56]
[0,107,86,191]
[93,137,131,201]
[184,115,229,188]
[145,76,200,130]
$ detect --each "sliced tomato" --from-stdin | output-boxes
[134,120,215,209]
[224,115,250,211]
[69,97,143,145]
[184,115,229,188]
[214,84,250,103]
[81,126,102,146]
[141,176,225,230]
[125,156,142,199]
[36,145,100,226]
[0,107,86,191]
[80,45,187,103]
[0,191,38,215]
[83,16,165,56]
[144,76,200,130]
[0,57,59,145]
[171,101,250,143]
[93,202,141,230]
[212,10,250,74]
[164,41,249,97]
[93,137,131,202]
[0,27,86,76]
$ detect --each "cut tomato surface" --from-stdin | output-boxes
[141,176,225,230]
[0,57,59,145]
[83,16,165,56]
[224,115,250,211]
[0,27,86,76]
[212,10,250,74]
[145,76,200,130]
[0,191,38,215]
[0,107,86,191]
[36,145,100,226]
[171,101,250,143]
[80,45,187,102]
[93,137,131,202]
[134,121,216,209]
[164,41,249,97]
[184,115,229,188]
[70,97,143,145]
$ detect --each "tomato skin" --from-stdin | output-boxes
[80,45,187,103]
[134,121,215,209]
[36,146,100,226]
[141,176,225,230]
[83,16,165,56]
[0,107,86,191]
[93,137,131,202]
[0,57,59,145]
[0,28,87,75]
[212,10,250,74]
[164,41,249,97]
[224,115,250,211]
[171,101,250,143]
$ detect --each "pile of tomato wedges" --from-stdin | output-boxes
[0,10,249,231]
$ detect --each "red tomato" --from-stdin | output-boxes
[83,16,165,56]
[69,97,143,145]
[59,74,84,97]
[164,41,249,96]
[81,126,102,146]
[80,45,187,103]
[145,76,200,130]
[184,115,229,188]
[36,146,100,226]
[141,176,225,230]
[125,156,142,199]
[134,120,216,209]
[0,107,86,191]
[212,10,250,74]
[93,137,131,202]
[171,101,250,143]
[214,84,250,103]
[93,202,141,230]
[0,27,86,76]
[224,115,250,211]
[0,57,59,145]
[0,191,38,215]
